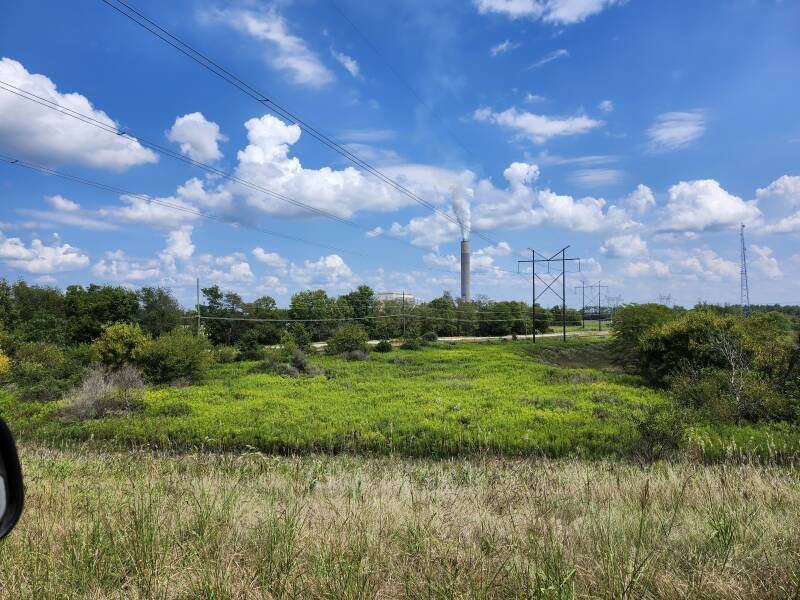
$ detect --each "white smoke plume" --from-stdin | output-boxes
[452,186,473,240]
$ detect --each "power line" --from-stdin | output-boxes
[327,0,477,161]
[0,153,522,284]
[0,82,527,279]
[99,0,500,248]
[0,154,365,257]
[0,79,468,259]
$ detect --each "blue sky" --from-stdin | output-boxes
[1,0,799,308]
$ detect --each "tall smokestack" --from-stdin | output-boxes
[461,239,470,301]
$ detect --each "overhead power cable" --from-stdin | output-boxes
[327,0,477,162]
[0,154,523,282]
[0,79,443,254]
[0,154,364,257]
[0,79,524,279]
[98,0,501,247]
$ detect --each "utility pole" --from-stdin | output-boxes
[402,290,406,337]
[196,278,201,336]
[574,280,587,329]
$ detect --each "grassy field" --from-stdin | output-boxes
[1,444,799,598]
[4,337,799,460]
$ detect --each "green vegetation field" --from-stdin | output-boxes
[6,337,799,460]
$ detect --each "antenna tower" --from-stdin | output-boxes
[740,223,750,316]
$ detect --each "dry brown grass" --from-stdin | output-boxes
[1,445,799,598]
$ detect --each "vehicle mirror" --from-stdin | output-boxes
[0,418,23,540]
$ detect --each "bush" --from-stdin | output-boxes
[8,341,80,402]
[252,348,324,377]
[373,339,393,353]
[0,350,10,381]
[60,366,144,422]
[609,304,678,369]
[401,336,424,350]
[214,346,239,364]
[629,406,688,463]
[92,323,148,371]
[638,312,734,385]
[139,328,211,384]
[341,349,370,361]
[670,365,791,423]
[236,329,267,361]
[422,331,438,343]
[326,323,368,355]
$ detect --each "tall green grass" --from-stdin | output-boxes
[4,339,799,460]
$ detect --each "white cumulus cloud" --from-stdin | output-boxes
[167,112,226,162]
[601,234,648,259]
[658,180,761,233]
[622,184,656,215]
[0,232,89,273]
[0,58,157,170]
[756,175,800,207]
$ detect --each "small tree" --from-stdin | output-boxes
[92,323,148,371]
[139,328,211,384]
[326,323,368,355]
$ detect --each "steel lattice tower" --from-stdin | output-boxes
[740,223,750,317]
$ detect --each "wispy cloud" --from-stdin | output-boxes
[474,106,602,144]
[529,48,569,69]
[570,168,625,187]
[647,110,706,152]
[490,39,519,57]
[331,47,361,78]
[475,0,625,25]
[205,8,333,87]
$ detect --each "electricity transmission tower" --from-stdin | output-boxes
[740,223,750,317]
[518,246,581,342]
[658,293,672,307]
[585,282,609,330]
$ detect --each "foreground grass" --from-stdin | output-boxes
[5,338,800,460]
[1,445,799,598]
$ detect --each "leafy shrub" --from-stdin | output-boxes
[326,324,368,355]
[92,323,148,371]
[60,366,144,422]
[341,349,370,362]
[8,341,77,402]
[401,336,424,350]
[422,331,438,343]
[252,348,324,377]
[629,406,688,462]
[236,329,267,361]
[214,346,239,364]
[0,350,10,381]
[609,303,679,370]
[373,339,393,353]
[287,323,312,351]
[670,364,790,423]
[638,311,734,385]
[139,328,211,384]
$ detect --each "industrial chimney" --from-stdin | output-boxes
[460,239,470,301]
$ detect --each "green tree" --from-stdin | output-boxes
[65,284,140,344]
[609,303,679,369]
[137,287,182,337]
